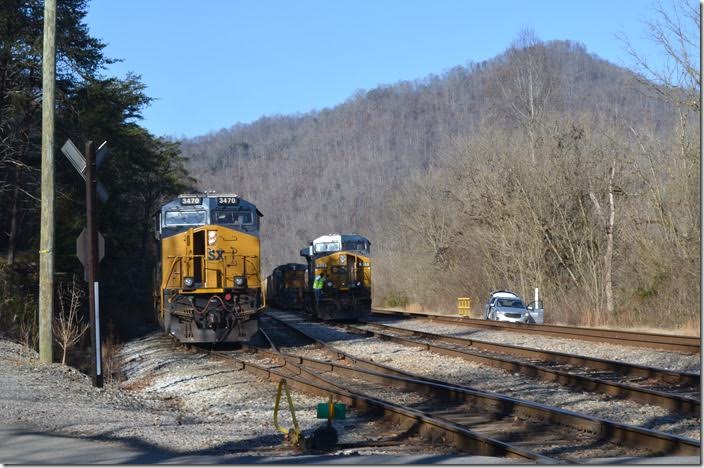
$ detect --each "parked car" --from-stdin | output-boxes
[483,290,544,324]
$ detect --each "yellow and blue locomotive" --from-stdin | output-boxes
[264,263,306,310]
[300,233,371,320]
[154,193,263,343]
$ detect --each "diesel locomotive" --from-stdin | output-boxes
[264,263,306,310]
[300,233,371,320]
[154,193,263,343]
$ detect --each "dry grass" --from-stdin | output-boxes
[121,374,155,392]
[101,332,126,384]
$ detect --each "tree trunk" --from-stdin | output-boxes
[604,165,615,317]
[6,168,20,265]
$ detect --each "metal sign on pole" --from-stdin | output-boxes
[61,139,110,203]
[76,229,105,281]
[61,138,110,388]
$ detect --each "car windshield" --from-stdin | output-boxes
[164,210,206,226]
[496,298,525,308]
[213,209,253,226]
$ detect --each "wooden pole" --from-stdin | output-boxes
[39,0,56,364]
[85,141,103,387]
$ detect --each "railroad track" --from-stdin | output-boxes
[208,343,552,461]
[345,320,700,414]
[371,309,701,354]
[245,312,700,461]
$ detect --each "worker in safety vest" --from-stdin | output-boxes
[313,273,325,305]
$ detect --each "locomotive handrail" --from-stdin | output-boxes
[166,252,260,289]
[162,256,183,291]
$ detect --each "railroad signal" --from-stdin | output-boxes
[60,138,109,388]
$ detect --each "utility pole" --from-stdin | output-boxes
[85,141,103,388]
[39,0,57,364]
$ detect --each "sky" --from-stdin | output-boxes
[85,0,683,139]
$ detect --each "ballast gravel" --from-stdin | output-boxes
[0,332,456,458]
[269,311,701,441]
[370,317,701,373]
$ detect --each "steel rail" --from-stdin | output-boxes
[207,350,554,461]
[258,314,701,457]
[371,309,701,354]
[361,321,700,387]
[333,322,700,415]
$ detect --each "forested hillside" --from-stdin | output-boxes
[181,29,699,329]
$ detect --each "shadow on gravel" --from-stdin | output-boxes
[0,426,284,464]
[1,410,464,464]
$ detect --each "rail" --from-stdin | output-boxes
[339,321,700,415]
[371,309,701,354]
[255,312,701,458]
[210,348,553,461]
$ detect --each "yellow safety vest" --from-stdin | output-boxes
[313,277,324,289]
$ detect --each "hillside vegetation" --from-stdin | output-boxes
[182,29,699,329]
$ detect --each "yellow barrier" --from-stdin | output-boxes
[457,297,471,316]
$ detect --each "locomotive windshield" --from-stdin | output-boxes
[315,241,341,253]
[164,210,206,226]
[284,270,304,288]
[213,209,253,226]
[342,240,370,253]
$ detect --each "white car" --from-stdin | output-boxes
[483,290,544,324]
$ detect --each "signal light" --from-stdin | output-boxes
[225,293,232,301]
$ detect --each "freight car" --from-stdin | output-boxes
[300,233,371,320]
[154,193,263,343]
[264,263,307,310]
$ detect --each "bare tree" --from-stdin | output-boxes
[589,162,616,320]
[53,277,88,365]
[489,29,562,163]
[621,0,700,112]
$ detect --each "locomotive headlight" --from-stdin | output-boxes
[234,276,245,287]
[356,281,361,286]
[339,254,346,264]
[208,230,217,245]
[183,276,194,288]
[326,281,332,287]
